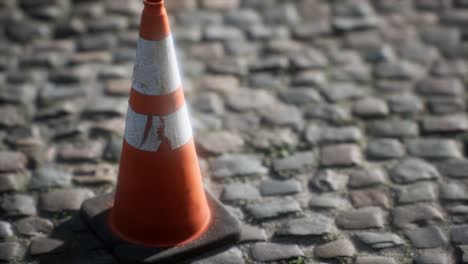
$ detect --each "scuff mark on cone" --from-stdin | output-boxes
[124,104,192,152]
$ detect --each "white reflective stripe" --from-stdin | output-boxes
[132,35,181,95]
[124,106,162,151]
[124,105,193,152]
[163,105,192,149]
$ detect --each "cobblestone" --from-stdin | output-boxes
[414,252,449,264]
[259,179,302,196]
[439,182,468,201]
[350,188,391,209]
[416,77,464,96]
[375,61,426,80]
[430,97,464,114]
[276,214,335,237]
[261,104,304,130]
[336,207,386,229]
[423,115,468,133]
[58,141,105,162]
[305,125,362,144]
[390,158,440,184]
[397,182,437,204]
[461,245,468,263]
[272,151,315,172]
[211,154,267,178]
[29,237,65,255]
[240,225,267,242]
[311,169,349,192]
[352,97,389,117]
[0,221,13,239]
[0,242,24,261]
[367,120,419,138]
[366,138,405,160]
[0,172,30,192]
[386,93,425,114]
[406,138,461,159]
[348,167,387,188]
[321,82,365,102]
[190,247,244,264]
[1,194,36,216]
[451,225,468,244]
[354,231,404,249]
[221,183,261,202]
[320,144,362,167]
[309,194,349,210]
[16,217,54,237]
[279,88,321,105]
[355,256,397,264]
[247,128,298,149]
[196,131,245,155]
[314,239,356,258]
[40,188,94,212]
[305,104,352,125]
[245,197,301,220]
[250,242,304,262]
[0,151,27,172]
[29,166,72,189]
[405,225,448,248]
[438,159,468,178]
[393,203,444,228]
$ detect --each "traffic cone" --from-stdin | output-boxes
[80,0,240,262]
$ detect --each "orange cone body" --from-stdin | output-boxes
[109,0,211,247]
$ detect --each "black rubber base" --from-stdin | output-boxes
[80,191,241,263]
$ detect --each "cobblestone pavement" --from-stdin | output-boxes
[1,0,468,263]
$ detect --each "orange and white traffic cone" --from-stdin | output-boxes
[81,0,240,262]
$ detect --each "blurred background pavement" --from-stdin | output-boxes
[1,0,468,263]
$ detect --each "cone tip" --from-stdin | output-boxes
[142,0,166,16]
[144,0,164,5]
